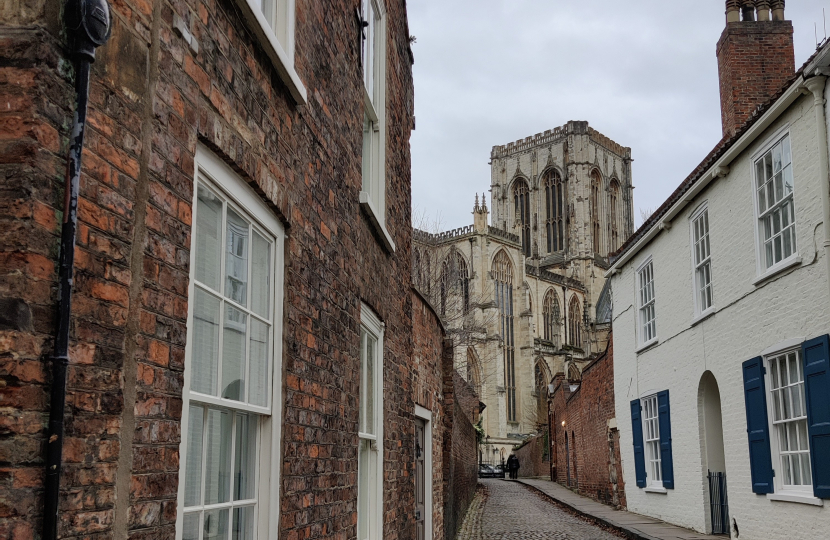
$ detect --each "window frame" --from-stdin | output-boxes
[640,393,663,489]
[234,0,306,103]
[358,303,385,540]
[636,256,658,350]
[763,345,814,497]
[689,202,714,318]
[177,146,286,540]
[750,126,798,278]
[359,0,394,252]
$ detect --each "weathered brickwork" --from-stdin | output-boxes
[717,20,795,138]
[551,338,625,509]
[513,430,548,478]
[0,1,470,539]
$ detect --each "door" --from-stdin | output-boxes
[415,419,426,540]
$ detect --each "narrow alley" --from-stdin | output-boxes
[457,479,623,540]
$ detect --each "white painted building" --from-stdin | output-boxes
[609,4,830,539]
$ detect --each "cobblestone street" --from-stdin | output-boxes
[457,479,624,540]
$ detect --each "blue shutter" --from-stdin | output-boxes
[742,357,774,494]
[630,399,647,488]
[657,390,674,489]
[802,334,830,499]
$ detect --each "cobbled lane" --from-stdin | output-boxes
[462,479,623,540]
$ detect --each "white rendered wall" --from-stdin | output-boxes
[612,93,830,538]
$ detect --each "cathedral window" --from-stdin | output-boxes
[492,250,517,422]
[535,361,550,426]
[439,251,470,316]
[513,179,531,257]
[543,169,566,253]
[610,179,620,252]
[542,290,560,346]
[568,296,582,348]
[455,252,470,313]
[440,260,449,316]
[591,170,602,255]
[413,249,421,289]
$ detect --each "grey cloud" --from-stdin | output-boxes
[409,0,829,229]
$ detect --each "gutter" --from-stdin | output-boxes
[803,74,830,304]
[44,2,111,538]
[606,74,808,276]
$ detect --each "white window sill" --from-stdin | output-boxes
[360,191,396,253]
[235,0,307,104]
[752,256,802,287]
[691,308,716,327]
[644,486,667,494]
[636,338,659,354]
[766,492,824,506]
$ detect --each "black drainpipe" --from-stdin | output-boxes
[43,2,111,539]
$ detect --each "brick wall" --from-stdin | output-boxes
[716,20,794,137]
[440,324,478,540]
[514,431,549,478]
[0,1,423,539]
[551,337,625,508]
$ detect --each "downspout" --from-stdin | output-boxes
[804,75,830,303]
[43,2,111,539]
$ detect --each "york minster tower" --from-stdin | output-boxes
[413,121,634,459]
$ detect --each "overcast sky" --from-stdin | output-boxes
[408,0,829,231]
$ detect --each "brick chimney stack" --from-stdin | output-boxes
[717,0,794,138]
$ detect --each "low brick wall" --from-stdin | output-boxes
[514,430,550,478]
[442,353,479,540]
[551,336,626,508]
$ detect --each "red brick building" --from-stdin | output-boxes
[550,337,626,509]
[0,1,475,539]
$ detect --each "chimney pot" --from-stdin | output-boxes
[771,0,785,21]
[726,0,740,23]
[756,0,771,21]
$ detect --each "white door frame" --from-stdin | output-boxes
[414,405,433,539]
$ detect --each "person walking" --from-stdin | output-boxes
[507,454,520,479]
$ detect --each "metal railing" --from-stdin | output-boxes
[707,470,730,535]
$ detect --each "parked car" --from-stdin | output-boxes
[478,463,506,479]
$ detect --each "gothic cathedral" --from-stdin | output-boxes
[413,121,634,459]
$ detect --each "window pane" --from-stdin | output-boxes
[222,305,247,401]
[248,319,269,407]
[756,159,766,190]
[232,506,255,540]
[772,142,782,174]
[764,154,773,184]
[183,512,201,540]
[185,404,205,507]
[226,209,249,306]
[234,414,258,501]
[203,508,229,540]
[364,332,376,436]
[204,408,232,505]
[774,172,783,201]
[192,289,221,396]
[196,186,223,290]
[250,232,271,319]
[783,165,793,196]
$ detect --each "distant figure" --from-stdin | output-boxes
[507,454,520,479]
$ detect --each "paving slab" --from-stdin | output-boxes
[516,478,722,540]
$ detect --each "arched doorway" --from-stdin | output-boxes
[698,371,728,534]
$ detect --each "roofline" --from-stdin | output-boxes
[607,40,830,275]
[607,72,811,275]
